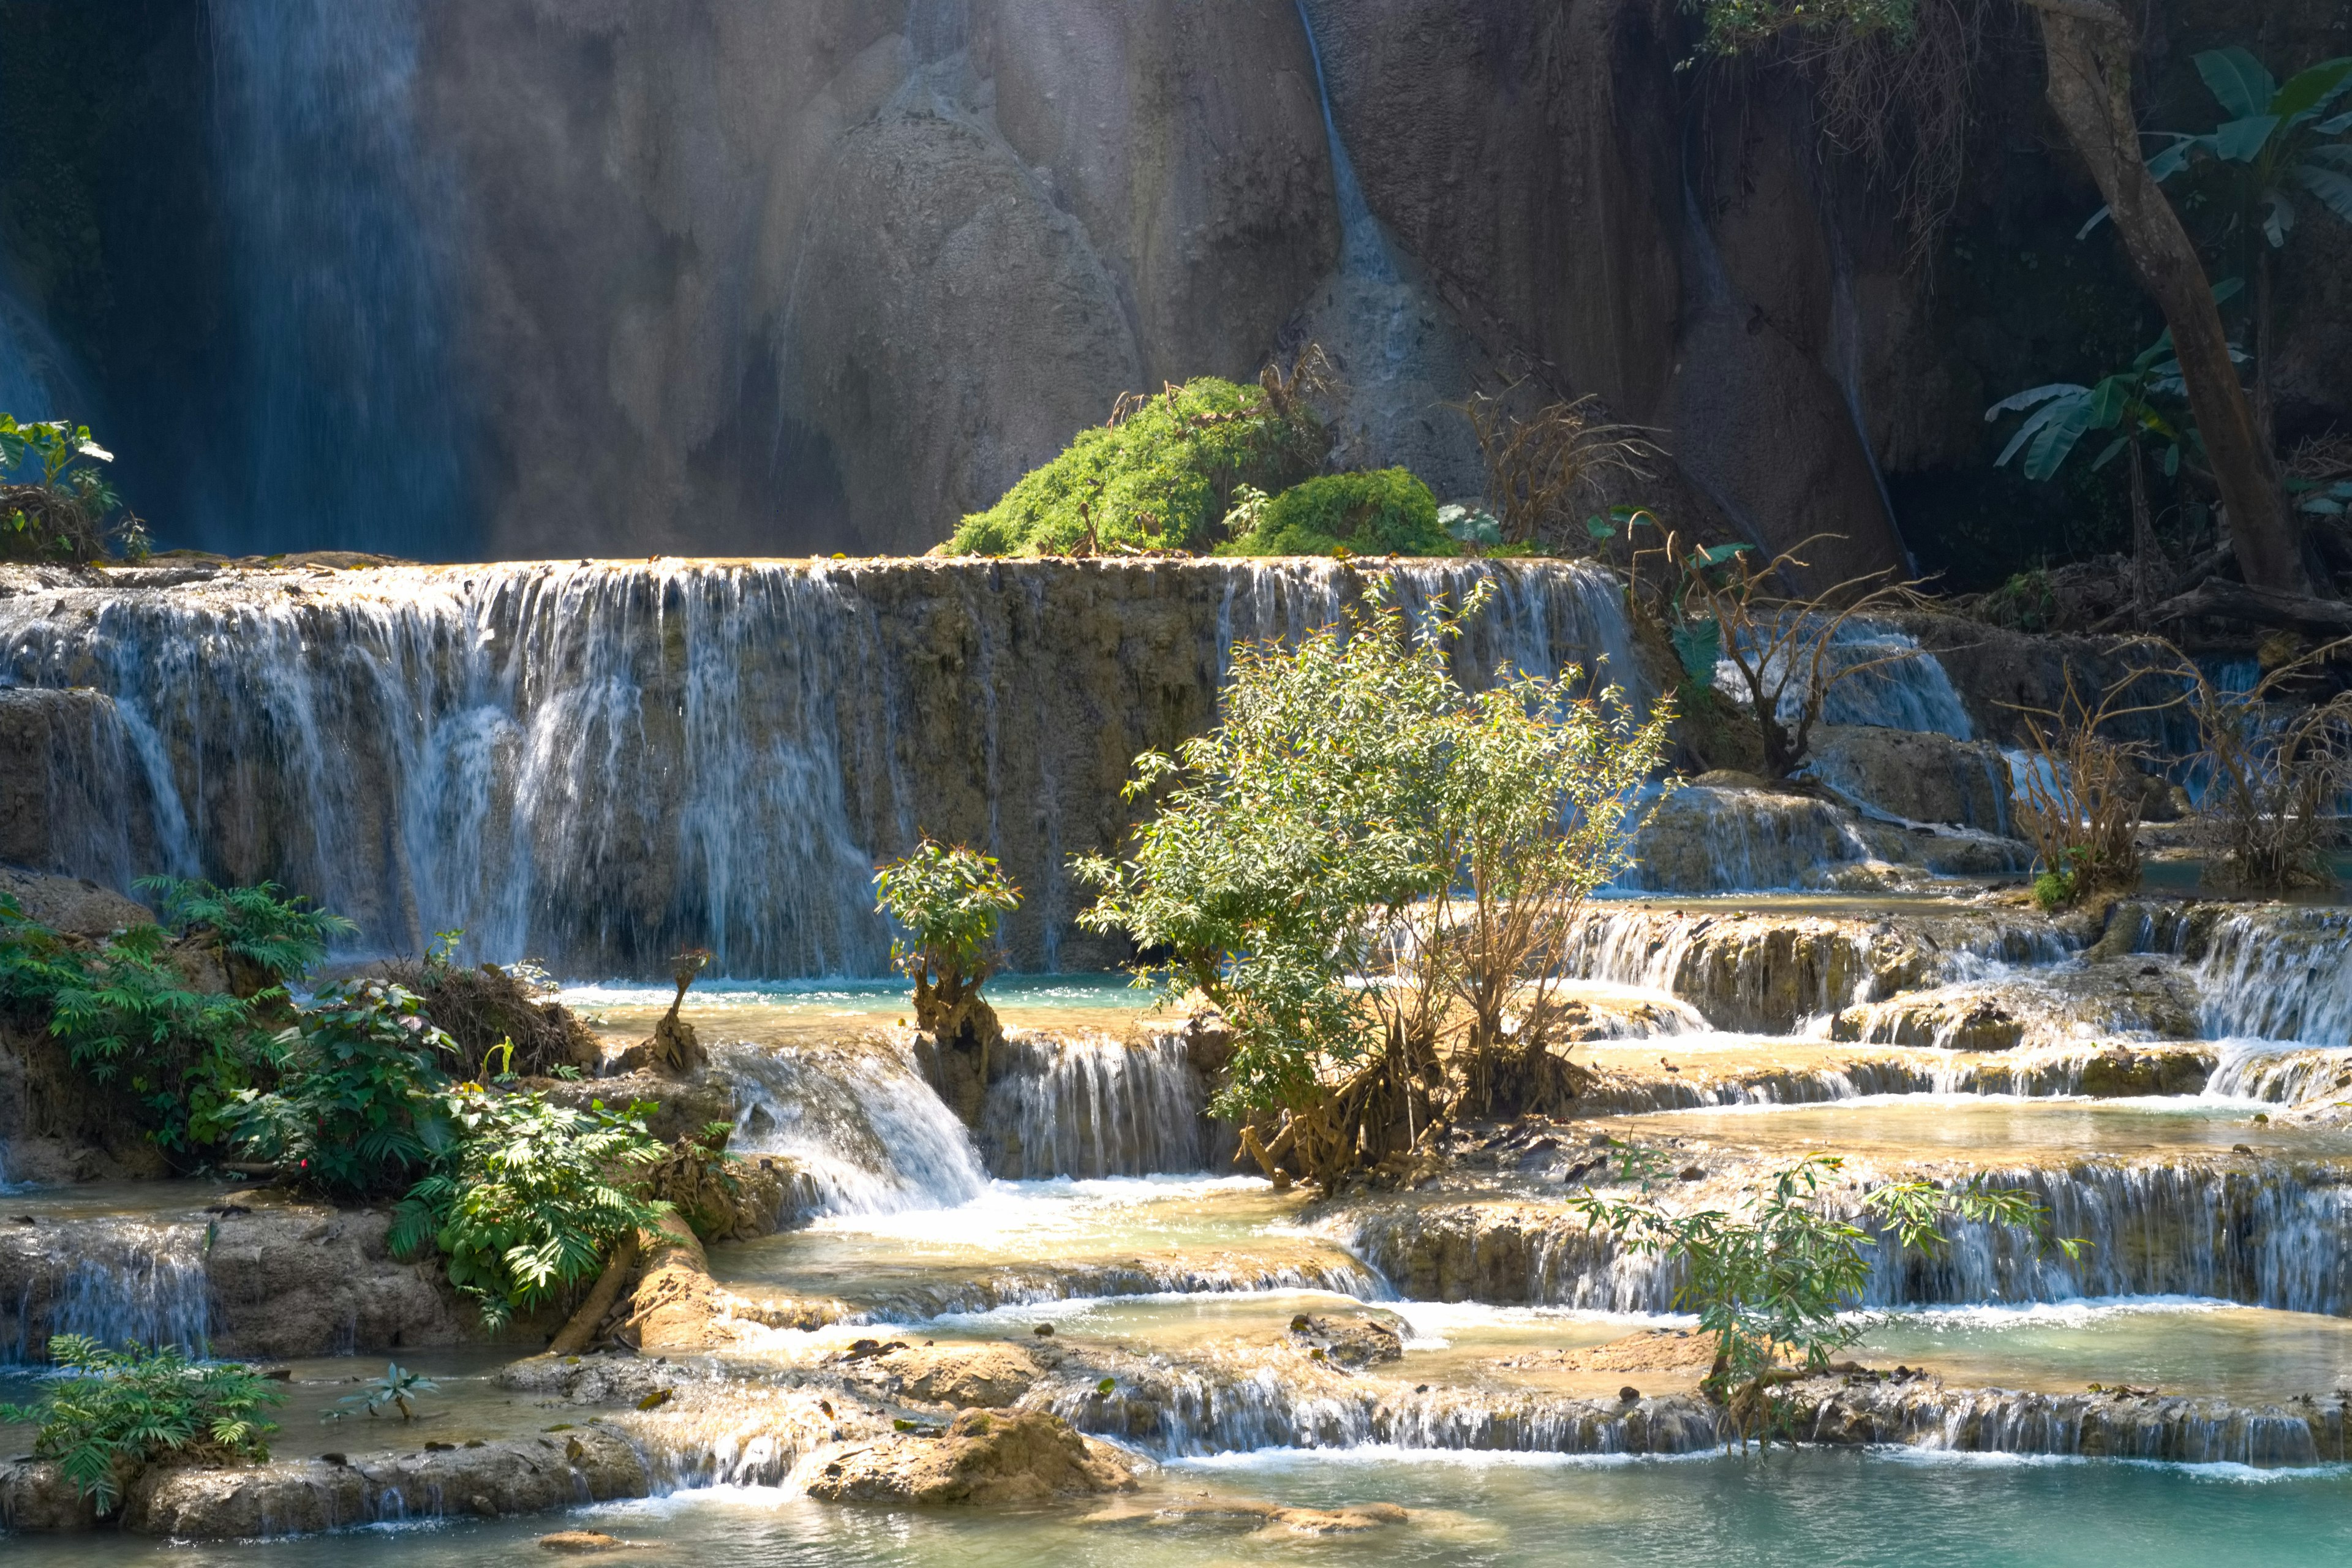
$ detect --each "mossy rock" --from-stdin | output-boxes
[951,377,1324,556]
[1217,469,1454,559]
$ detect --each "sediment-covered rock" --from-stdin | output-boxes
[798,1408,1136,1505]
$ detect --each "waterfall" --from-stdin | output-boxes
[1614,785,1876,894]
[0,273,86,432]
[722,1041,990,1215]
[4,1225,211,1362]
[978,1033,1217,1180]
[1293,0,1392,284]
[0,558,1635,977]
[203,0,467,557]
[2193,907,2352,1048]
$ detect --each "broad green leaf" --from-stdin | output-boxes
[2318,110,2352,135]
[2162,444,2180,478]
[2263,189,2295,247]
[1985,382,2085,420]
[2269,58,2352,120]
[2089,435,2130,471]
[2086,377,2130,429]
[2021,396,2094,481]
[2147,135,2199,179]
[2294,164,2352,226]
[1994,398,2067,468]
[2076,204,2112,238]
[2196,46,2277,121]
[1670,616,1722,680]
[2210,277,2244,306]
[2306,143,2352,170]
[2301,496,2346,516]
[2214,114,2281,162]
[1583,514,1616,540]
[1692,541,1753,567]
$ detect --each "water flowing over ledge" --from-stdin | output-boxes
[0,558,1638,978]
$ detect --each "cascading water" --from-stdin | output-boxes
[202,0,467,558]
[2193,907,2352,1048]
[721,1042,990,1215]
[978,1033,1217,1180]
[0,558,1635,976]
[4,1226,209,1363]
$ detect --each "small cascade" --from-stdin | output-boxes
[1615,785,1875,894]
[722,1042,989,1215]
[2206,1041,2352,1106]
[2192,907,2352,1047]
[1804,623,1973,739]
[0,558,1634,976]
[1559,903,2078,1035]
[4,1225,210,1362]
[978,1033,1218,1180]
[1343,1156,2352,1315]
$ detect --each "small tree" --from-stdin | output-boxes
[2179,638,2352,892]
[1569,1149,2076,1441]
[1076,576,1671,1187]
[874,840,1022,1050]
[2002,660,2182,909]
[1619,518,1928,779]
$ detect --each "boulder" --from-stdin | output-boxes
[868,1344,1043,1409]
[800,1408,1136,1505]
[1286,1313,1403,1370]
[0,865,153,938]
[1804,725,2015,832]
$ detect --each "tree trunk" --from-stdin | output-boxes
[2128,434,2152,617]
[2021,0,2308,595]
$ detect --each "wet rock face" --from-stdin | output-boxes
[1804,726,2014,832]
[1288,1313,1403,1370]
[800,1408,1136,1505]
[865,1344,1043,1410]
[0,1199,477,1361]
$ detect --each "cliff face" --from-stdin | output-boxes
[0,559,1637,978]
[4,1,2344,579]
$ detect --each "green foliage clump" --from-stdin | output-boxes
[1077,578,1670,1172]
[950,377,1325,556]
[1690,0,1917,55]
[0,1336,284,1511]
[0,414,145,563]
[229,979,458,1197]
[138,876,354,991]
[1569,1149,2077,1436]
[391,1086,668,1329]
[1216,469,1455,559]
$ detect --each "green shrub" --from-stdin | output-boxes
[0,1336,284,1511]
[0,415,146,564]
[46,923,280,1153]
[1216,469,1453,559]
[873,840,1021,1035]
[951,377,1325,556]
[391,1086,668,1329]
[229,979,458,1197]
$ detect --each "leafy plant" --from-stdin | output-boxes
[874,839,1022,1042]
[1076,578,1670,1185]
[45,922,280,1153]
[228,979,458,1197]
[137,876,355,991]
[0,1336,284,1511]
[1439,504,1503,553]
[1217,469,1452,559]
[391,1086,668,1329]
[0,415,144,564]
[2097,48,2352,447]
[950,370,1327,556]
[1567,1149,2075,1439]
[328,1362,440,1422]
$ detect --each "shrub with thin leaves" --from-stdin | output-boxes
[0,1336,283,1511]
[1077,576,1670,1180]
[228,979,458,1197]
[391,1086,668,1329]
[1568,1149,2078,1438]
